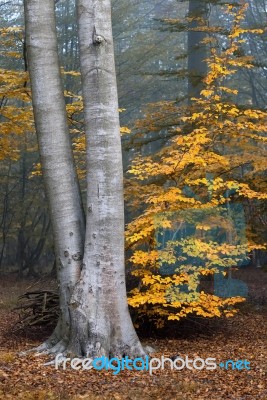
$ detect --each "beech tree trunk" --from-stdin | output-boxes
[67,0,144,358]
[24,0,85,351]
[25,0,144,358]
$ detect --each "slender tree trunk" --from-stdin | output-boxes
[66,0,144,358]
[24,0,85,351]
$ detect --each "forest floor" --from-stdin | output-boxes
[0,267,266,400]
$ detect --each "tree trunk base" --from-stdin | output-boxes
[35,336,146,360]
[29,311,146,360]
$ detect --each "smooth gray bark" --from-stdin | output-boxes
[67,0,144,358]
[24,0,85,348]
[24,0,144,358]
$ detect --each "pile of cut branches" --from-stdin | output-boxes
[14,290,59,328]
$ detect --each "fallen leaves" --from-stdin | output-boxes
[0,278,266,399]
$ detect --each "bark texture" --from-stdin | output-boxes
[25,0,144,358]
[24,0,85,349]
[67,0,144,358]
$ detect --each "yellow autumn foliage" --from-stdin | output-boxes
[126,4,266,327]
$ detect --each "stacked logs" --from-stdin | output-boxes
[14,290,59,327]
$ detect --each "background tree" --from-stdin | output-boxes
[187,0,209,100]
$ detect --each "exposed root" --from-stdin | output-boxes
[142,344,156,354]
[20,340,150,371]
[44,353,68,366]
[46,340,67,355]
[18,341,52,357]
[33,340,147,362]
[19,316,148,363]
[18,335,60,357]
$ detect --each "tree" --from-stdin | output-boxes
[0,24,50,275]
[125,3,267,327]
[24,0,144,358]
[24,0,85,352]
[187,0,209,100]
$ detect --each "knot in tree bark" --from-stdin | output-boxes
[93,34,105,45]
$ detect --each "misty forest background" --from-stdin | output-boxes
[0,0,267,399]
[0,0,266,279]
